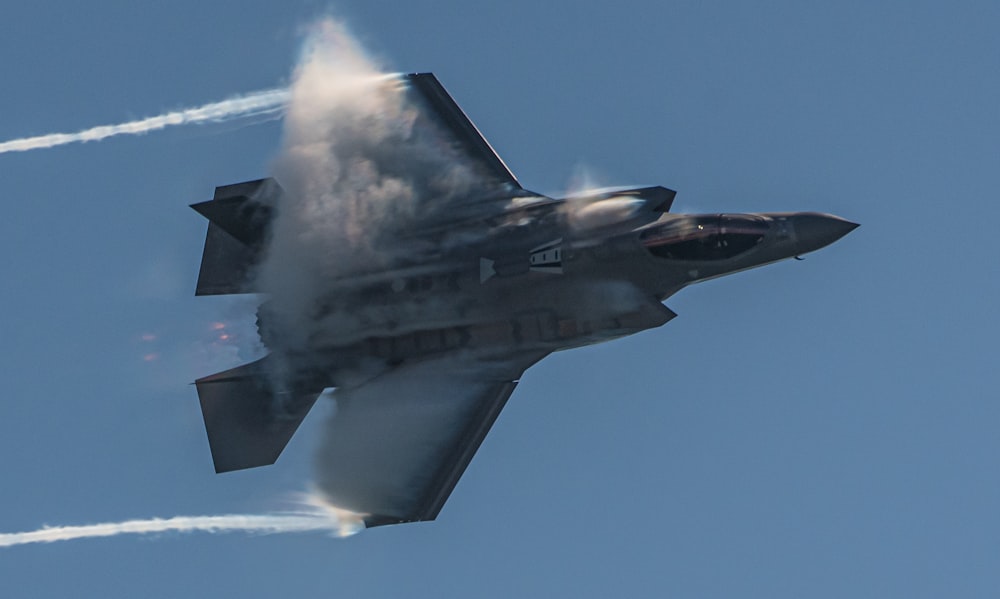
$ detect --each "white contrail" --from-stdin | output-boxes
[0,87,290,155]
[0,510,360,548]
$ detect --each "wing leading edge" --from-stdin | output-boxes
[316,353,546,527]
[406,73,520,190]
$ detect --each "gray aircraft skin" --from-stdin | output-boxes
[191,73,857,528]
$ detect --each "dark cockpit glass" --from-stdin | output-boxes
[639,214,769,261]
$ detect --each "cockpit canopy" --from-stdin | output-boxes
[639,214,769,261]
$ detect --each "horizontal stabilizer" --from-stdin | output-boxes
[191,178,281,296]
[195,357,322,473]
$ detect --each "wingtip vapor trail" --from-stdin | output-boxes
[0,87,291,155]
[0,493,366,548]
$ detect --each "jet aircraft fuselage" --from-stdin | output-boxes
[253,197,856,385]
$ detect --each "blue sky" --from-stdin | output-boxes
[1,1,998,596]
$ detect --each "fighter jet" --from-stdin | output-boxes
[191,73,857,528]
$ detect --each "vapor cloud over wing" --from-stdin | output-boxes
[256,19,482,354]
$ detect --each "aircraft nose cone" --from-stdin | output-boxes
[792,213,859,255]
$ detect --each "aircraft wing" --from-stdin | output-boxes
[317,352,546,527]
[405,73,520,190]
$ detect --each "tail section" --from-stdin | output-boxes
[190,178,281,296]
[195,356,322,473]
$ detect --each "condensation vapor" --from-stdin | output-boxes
[256,19,480,353]
[252,18,504,515]
[0,88,289,154]
[0,493,364,548]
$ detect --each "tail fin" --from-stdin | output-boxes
[190,178,281,296]
[195,356,322,473]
